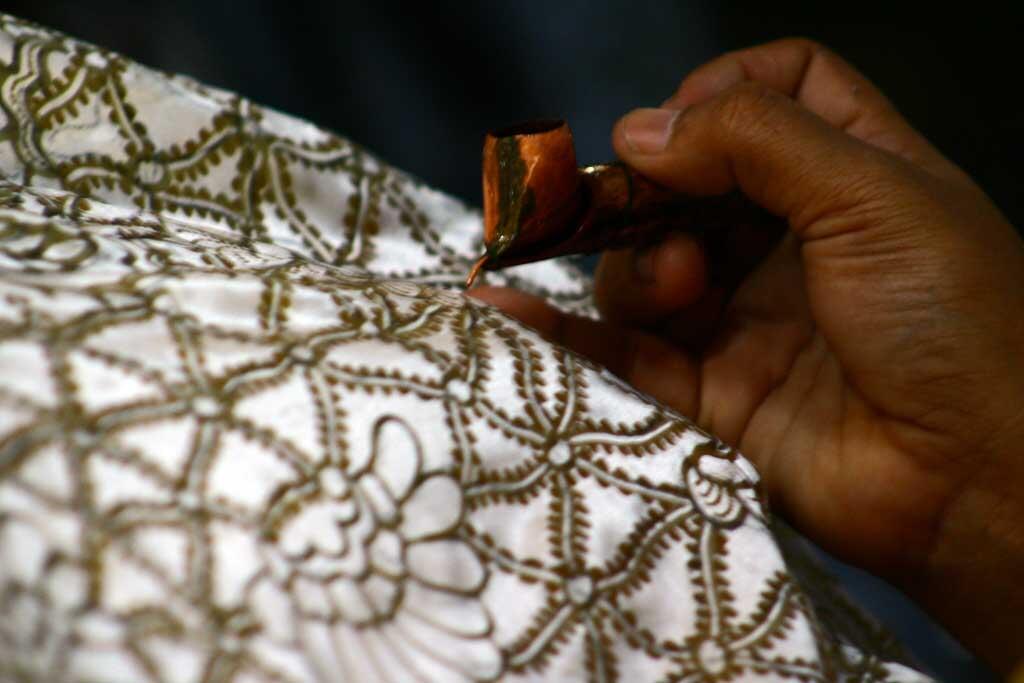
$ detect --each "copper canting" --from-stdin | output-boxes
[466,119,781,288]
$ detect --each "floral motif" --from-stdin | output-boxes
[684,439,763,527]
[254,416,500,681]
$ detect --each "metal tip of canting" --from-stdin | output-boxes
[465,253,489,289]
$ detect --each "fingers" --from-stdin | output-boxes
[662,38,956,175]
[595,214,786,343]
[613,83,926,242]
[467,287,700,418]
[692,233,814,445]
[597,39,962,361]
[593,232,707,327]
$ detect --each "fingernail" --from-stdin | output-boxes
[632,246,656,283]
[622,108,679,154]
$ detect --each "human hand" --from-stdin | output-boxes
[470,39,1024,672]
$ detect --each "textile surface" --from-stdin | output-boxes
[0,14,932,683]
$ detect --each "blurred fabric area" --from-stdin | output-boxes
[6,2,1018,680]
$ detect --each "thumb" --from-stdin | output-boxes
[612,83,925,242]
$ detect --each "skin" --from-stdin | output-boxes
[470,38,1024,673]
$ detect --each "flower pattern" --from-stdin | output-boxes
[0,13,931,683]
[254,416,500,681]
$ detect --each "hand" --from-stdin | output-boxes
[470,39,1024,672]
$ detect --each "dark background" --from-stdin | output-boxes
[7,2,1019,679]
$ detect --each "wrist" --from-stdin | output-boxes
[906,442,1024,674]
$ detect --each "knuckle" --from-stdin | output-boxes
[714,81,792,137]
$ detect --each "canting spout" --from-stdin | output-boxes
[466,118,782,288]
[472,120,584,282]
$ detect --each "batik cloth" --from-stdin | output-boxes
[0,14,932,683]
